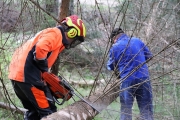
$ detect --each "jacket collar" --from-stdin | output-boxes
[57,26,69,47]
[116,34,128,42]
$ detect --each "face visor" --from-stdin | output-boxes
[66,36,84,49]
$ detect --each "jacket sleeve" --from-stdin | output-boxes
[33,30,61,72]
[107,48,115,71]
[33,53,48,72]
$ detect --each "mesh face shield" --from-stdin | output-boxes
[66,36,84,49]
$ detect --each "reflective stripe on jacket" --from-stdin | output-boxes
[8,27,65,84]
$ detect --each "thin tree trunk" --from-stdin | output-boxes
[59,0,70,21]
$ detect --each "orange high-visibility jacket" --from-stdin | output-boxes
[8,27,66,87]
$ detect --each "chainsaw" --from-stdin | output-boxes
[42,72,100,113]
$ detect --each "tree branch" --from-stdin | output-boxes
[0,102,26,115]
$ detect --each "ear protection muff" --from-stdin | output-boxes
[67,28,78,39]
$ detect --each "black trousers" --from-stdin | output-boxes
[11,80,57,120]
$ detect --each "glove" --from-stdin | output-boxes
[34,58,48,73]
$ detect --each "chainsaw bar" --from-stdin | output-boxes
[73,92,100,113]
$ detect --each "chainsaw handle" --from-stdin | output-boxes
[53,91,72,105]
[53,96,66,105]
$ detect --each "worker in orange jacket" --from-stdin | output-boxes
[8,15,86,120]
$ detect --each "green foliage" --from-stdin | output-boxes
[153,80,180,119]
[0,109,23,120]
[0,33,17,78]
[95,98,120,120]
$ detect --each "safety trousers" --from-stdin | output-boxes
[11,80,57,120]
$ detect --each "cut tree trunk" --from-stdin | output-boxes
[42,80,119,120]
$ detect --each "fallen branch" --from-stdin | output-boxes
[69,79,105,87]
[0,102,26,114]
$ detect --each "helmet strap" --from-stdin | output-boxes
[61,23,69,32]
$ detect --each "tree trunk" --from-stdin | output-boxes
[42,80,119,120]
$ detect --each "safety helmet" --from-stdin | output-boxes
[61,15,86,39]
[61,15,86,49]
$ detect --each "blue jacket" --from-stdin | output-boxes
[107,34,152,81]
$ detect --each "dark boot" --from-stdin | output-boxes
[24,111,40,120]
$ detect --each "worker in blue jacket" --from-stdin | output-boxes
[107,28,153,120]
